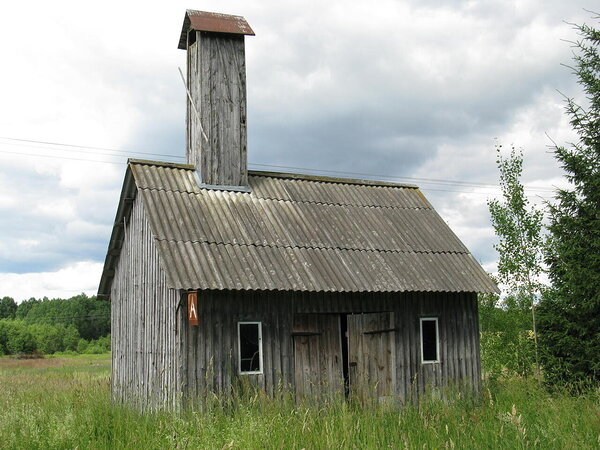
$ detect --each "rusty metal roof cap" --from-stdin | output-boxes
[178,10,254,49]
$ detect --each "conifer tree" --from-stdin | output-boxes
[538,17,600,386]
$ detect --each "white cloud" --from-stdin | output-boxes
[0,261,103,302]
[65,220,111,238]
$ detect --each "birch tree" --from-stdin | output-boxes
[488,144,544,375]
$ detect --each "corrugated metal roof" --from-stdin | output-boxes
[155,241,496,293]
[178,10,255,50]
[109,160,498,294]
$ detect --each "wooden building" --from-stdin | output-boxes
[98,10,498,410]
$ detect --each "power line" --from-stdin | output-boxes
[0,135,555,190]
[0,135,556,191]
[0,148,124,165]
[0,141,185,164]
[0,142,182,165]
[0,136,184,160]
[0,135,559,197]
[248,162,557,193]
[0,149,553,198]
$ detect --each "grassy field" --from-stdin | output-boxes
[0,355,598,449]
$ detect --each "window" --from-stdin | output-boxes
[238,322,263,374]
[420,318,439,363]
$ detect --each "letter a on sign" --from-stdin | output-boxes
[188,291,198,326]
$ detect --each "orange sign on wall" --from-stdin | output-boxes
[188,291,199,326]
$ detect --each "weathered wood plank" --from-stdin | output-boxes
[172,289,480,407]
[186,32,248,186]
[110,194,180,410]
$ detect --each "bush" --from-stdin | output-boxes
[95,334,111,352]
[63,326,80,352]
[5,321,36,355]
[83,345,105,355]
[53,350,78,356]
[480,330,535,380]
[81,335,110,354]
[0,318,108,356]
[0,314,112,356]
[77,339,89,354]
[31,324,64,354]
[0,320,9,355]
[479,293,535,379]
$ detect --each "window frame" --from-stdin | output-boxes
[420,317,440,364]
[237,321,263,375]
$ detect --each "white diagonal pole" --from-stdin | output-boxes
[178,67,208,142]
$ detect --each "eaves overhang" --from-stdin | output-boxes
[97,165,138,300]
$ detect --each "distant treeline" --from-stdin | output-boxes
[0,293,110,356]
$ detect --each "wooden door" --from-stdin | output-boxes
[347,312,396,403]
[293,314,344,400]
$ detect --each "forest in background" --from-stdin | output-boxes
[0,293,110,356]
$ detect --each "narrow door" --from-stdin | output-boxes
[293,314,344,400]
[347,312,396,403]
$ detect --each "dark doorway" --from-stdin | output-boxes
[292,312,395,401]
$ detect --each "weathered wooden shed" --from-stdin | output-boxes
[98,10,498,409]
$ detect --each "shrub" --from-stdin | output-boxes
[63,326,80,352]
[81,335,110,354]
[0,320,9,354]
[77,339,89,353]
[54,350,78,356]
[95,334,111,352]
[84,345,105,355]
[5,321,36,355]
[478,293,535,379]
[31,324,64,354]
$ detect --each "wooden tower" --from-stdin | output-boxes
[178,10,255,188]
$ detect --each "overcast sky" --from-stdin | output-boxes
[0,1,596,301]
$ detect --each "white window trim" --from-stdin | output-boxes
[237,321,263,375]
[420,317,440,364]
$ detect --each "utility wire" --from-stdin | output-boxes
[0,148,553,198]
[0,148,125,165]
[0,141,185,163]
[248,162,557,192]
[0,136,558,197]
[0,136,184,160]
[0,135,556,191]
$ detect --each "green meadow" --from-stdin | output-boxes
[0,355,598,449]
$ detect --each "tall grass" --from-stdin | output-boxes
[0,355,598,449]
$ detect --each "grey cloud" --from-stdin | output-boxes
[2,0,597,295]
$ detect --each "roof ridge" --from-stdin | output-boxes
[128,158,195,170]
[153,237,468,256]
[248,170,419,189]
[127,158,419,189]
[127,159,420,189]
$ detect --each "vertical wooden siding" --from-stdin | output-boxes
[181,290,480,403]
[186,32,248,186]
[111,192,181,410]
